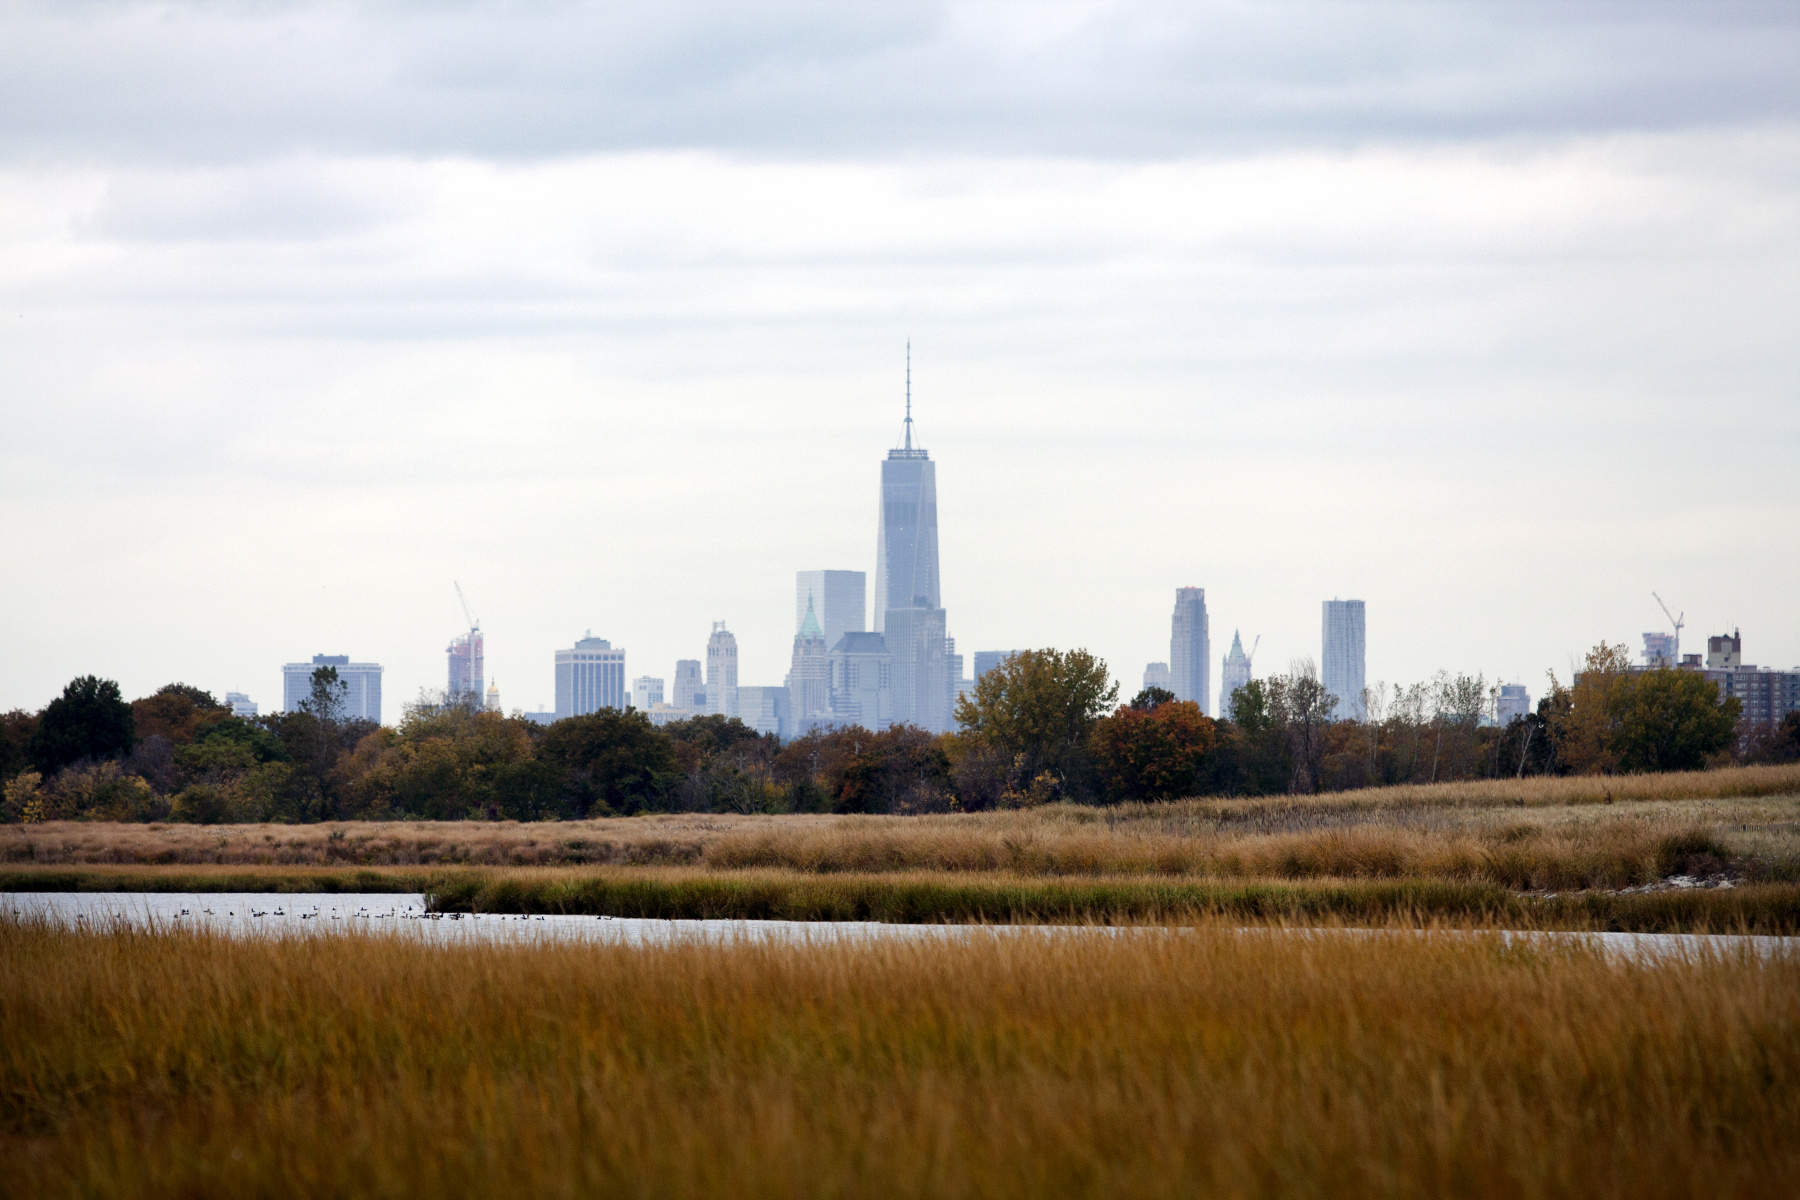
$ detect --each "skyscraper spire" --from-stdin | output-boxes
[904,338,913,451]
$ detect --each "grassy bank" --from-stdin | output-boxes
[4,917,1796,1199]
[9,863,1798,933]
[6,764,1798,889]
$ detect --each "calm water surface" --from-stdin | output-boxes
[6,892,1795,962]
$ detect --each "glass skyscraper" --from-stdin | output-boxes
[1170,587,1211,716]
[1321,599,1367,721]
[872,352,951,732]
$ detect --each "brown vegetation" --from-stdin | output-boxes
[5,764,1796,892]
[3,917,1796,1198]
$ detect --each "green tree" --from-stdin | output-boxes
[953,648,1118,799]
[1612,668,1742,772]
[0,710,39,782]
[539,710,679,816]
[29,676,136,775]
[1090,699,1216,802]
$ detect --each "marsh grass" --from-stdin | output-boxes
[7,864,1796,933]
[2,915,1796,1199]
[5,764,1796,888]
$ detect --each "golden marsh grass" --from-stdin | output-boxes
[3,916,1796,1198]
[7,762,1797,891]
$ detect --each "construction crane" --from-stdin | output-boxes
[1652,592,1684,663]
[454,581,479,635]
[1247,634,1261,670]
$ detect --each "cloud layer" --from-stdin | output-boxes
[1,2,1797,715]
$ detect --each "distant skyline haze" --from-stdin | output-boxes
[1,1,1796,717]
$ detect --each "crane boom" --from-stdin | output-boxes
[1651,592,1684,662]
[1248,635,1261,667]
[455,581,478,631]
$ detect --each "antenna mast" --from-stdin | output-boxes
[904,339,913,451]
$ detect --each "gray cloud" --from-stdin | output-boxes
[2,1,1797,164]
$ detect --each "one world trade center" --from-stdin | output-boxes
[874,348,951,732]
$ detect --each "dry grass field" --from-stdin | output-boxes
[7,763,1797,892]
[2,915,1795,1199]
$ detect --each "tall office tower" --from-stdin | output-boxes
[1143,662,1172,694]
[631,676,664,711]
[671,660,704,709]
[706,622,739,718]
[554,633,627,720]
[874,349,951,732]
[281,654,383,722]
[447,629,484,705]
[1169,587,1211,716]
[1219,631,1253,717]
[485,681,501,713]
[1321,599,1367,721]
[796,571,867,655]
[789,596,831,728]
[828,632,894,729]
[973,650,1020,682]
[225,692,258,719]
[1495,684,1532,725]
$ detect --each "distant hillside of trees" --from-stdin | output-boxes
[1,644,1788,824]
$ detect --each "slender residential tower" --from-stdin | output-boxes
[1170,587,1211,716]
[874,345,951,733]
[1321,599,1366,720]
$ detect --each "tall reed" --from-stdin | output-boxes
[3,917,1796,1199]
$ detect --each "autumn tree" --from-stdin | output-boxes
[1544,643,1635,775]
[953,648,1118,800]
[1089,698,1216,802]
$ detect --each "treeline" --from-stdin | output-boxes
[2,644,1791,823]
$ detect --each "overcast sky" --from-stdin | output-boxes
[3,0,1797,719]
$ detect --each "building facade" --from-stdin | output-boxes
[1699,632,1800,729]
[828,631,893,730]
[554,634,627,720]
[281,654,383,722]
[1143,661,1172,695]
[1496,684,1532,725]
[671,660,704,710]
[631,676,664,711]
[796,571,867,659]
[1218,632,1252,716]
[1642,632,1677,669]
[1170,587,1211,716]
[1321,599,1367,721]
[885,604,950,732]
[789,596,831,729]
[736,686,790,739]
[485,681,500,713]
[447,630,484,706]
[225,691,258,719]
[974,651,1019,682]
[706,622,739,718]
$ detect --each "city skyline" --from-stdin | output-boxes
[3,6,1796,718]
